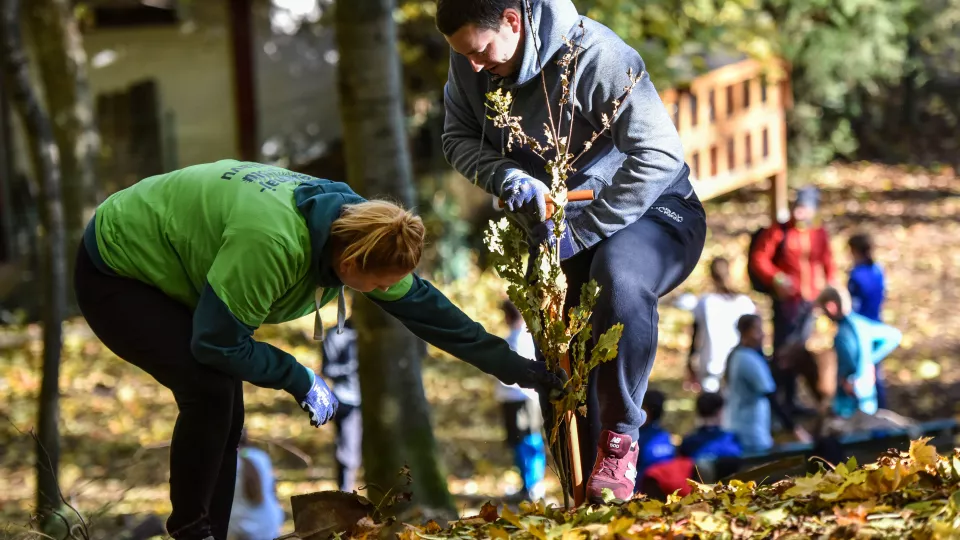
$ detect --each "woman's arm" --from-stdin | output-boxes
[191,232,314,398]
[366,274,563,394]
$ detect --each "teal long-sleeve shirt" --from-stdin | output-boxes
[833,312,902,417]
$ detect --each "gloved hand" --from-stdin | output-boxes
[531,218,578,261]
[297,369,338,427]
[516,359,567,400]
[501,173,550,222]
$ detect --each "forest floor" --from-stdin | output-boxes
[1,162,958,538]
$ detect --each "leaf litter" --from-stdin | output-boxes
[351,438,960,539]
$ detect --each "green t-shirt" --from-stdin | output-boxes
[94,159,337,325]
[86,159,534,399]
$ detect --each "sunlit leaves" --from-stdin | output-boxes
[387,439,960,538]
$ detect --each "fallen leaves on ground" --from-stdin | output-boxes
[1,163,959,537]
[364,438,960,539]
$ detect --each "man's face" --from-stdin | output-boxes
[444,8,524,77]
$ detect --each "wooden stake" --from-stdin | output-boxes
[497,190,594,506]
[559,352,585,506]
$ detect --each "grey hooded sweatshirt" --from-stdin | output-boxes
[442,0,695,253]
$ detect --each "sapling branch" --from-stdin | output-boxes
[565,22,585,159]
[524,1,560,153]
[485,91,547,157]
[483,21,632,451]
[570,68,646,168]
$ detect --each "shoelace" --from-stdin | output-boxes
[597,454,621,478]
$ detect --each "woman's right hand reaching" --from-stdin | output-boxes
[297,369,339,427]
[516,360,567,401]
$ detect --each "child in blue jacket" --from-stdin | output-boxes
[847,233,888,407]
[679,392,742,461]
[847,233,886,323]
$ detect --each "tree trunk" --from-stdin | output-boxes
[24,0,99,307]
[901,33,920,130]
[2,0,67,524]
[334,0,454,516]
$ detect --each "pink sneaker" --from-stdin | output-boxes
[586,430,639,503]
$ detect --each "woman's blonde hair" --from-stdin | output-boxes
[330,200,425,273]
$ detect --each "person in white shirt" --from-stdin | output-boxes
[495,300,545,501]
[320,319,362,492]
[686,258,757,393]
[227,430,285,540]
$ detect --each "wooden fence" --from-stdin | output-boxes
[661,58,792,221]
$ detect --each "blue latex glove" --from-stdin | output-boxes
[501,173,550,221]
[297,368,338,427]
[531,218,579,261]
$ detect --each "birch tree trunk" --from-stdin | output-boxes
[1,0,67,526]
[24,0,99,307]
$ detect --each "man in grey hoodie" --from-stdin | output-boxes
[436,0,707,502]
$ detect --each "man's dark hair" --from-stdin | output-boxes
[695,392,724,418]
[436,0,523,36]
[848,233,874,265]
[641,388,666,425]
[737,313,761,336]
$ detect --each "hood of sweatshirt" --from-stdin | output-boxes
[510,0,581,87]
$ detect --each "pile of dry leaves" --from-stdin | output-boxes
[328,437,960,539]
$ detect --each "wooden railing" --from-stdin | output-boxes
[661,58,792,221]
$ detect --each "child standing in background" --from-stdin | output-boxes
[846,233,887,407]
[817,287,902,418]
[724,315,811,453]
[847,233,886,323]
[495,300,546,501]
[687,258,757,393]
[320,318,363,493]
[228,430,284,540]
